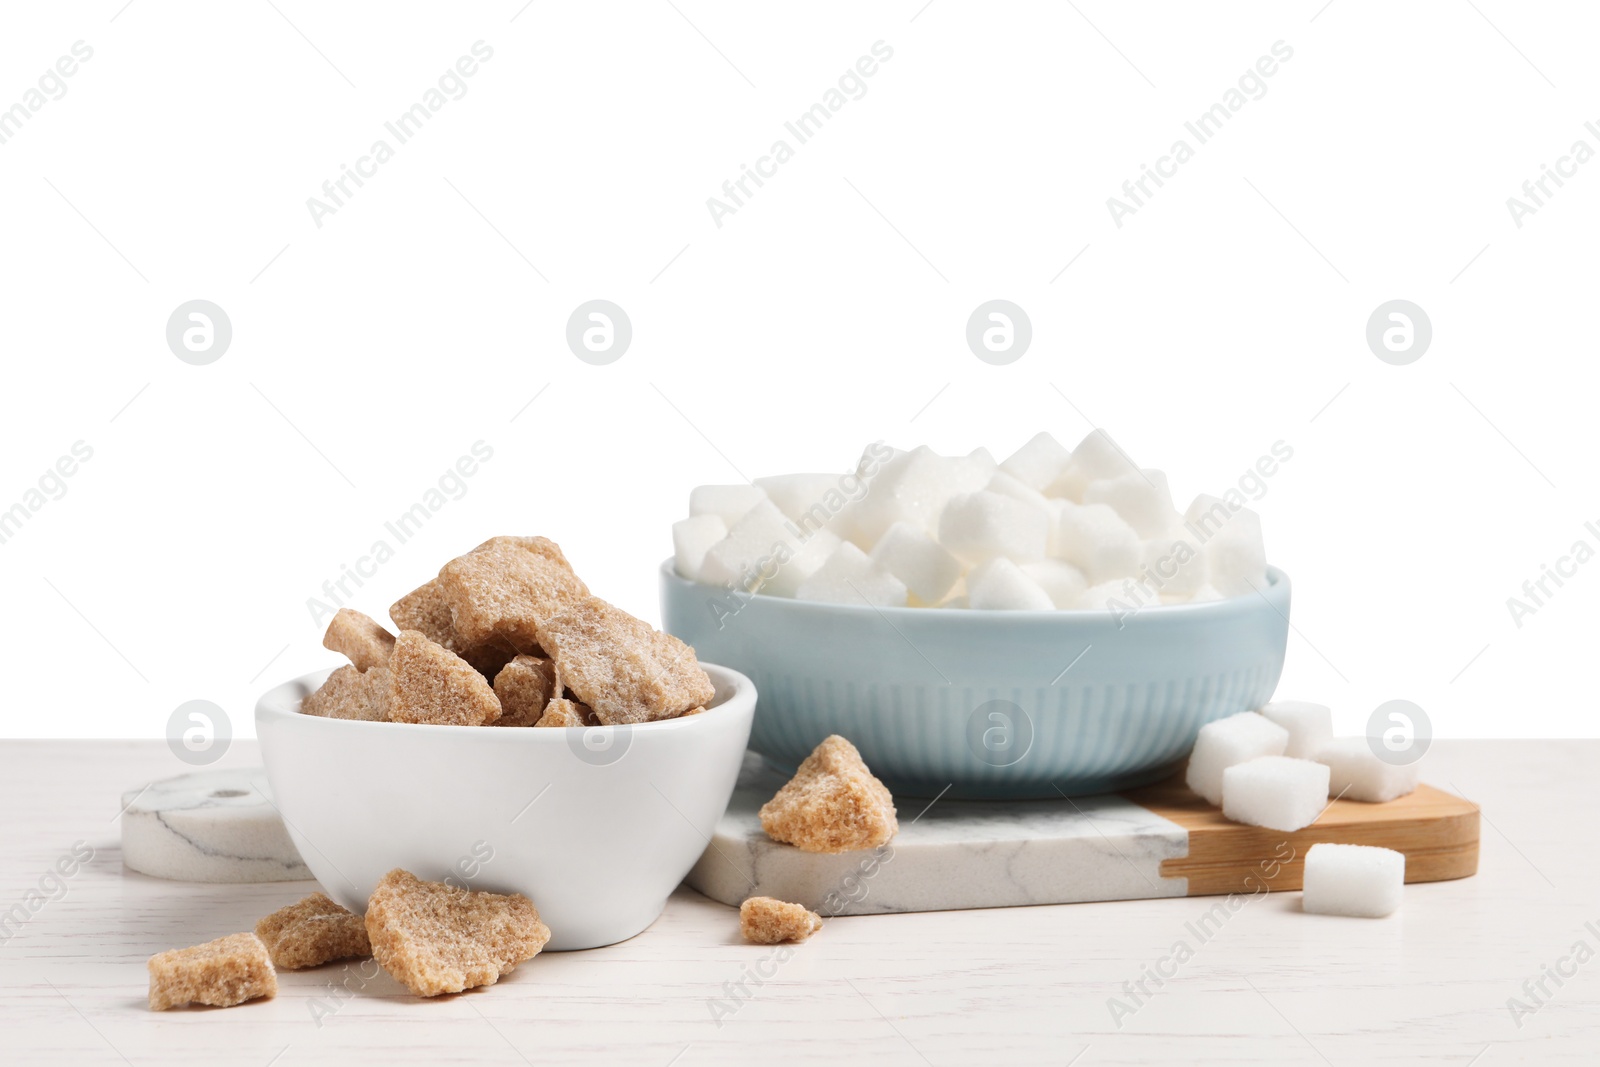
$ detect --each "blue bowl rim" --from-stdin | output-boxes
[661,557,1289,623]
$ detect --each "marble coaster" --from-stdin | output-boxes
[120,768,311,883]
[685,754,1189,914]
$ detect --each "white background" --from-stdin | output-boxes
[1,1,1595,740]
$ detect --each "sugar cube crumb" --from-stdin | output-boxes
[739,896,822,943]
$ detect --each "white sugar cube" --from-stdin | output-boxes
[1083,469,1177,537]
[697,500,799,591]
[1303,843,1404,918]
[939,491,1050,565]
[1187,584,1224,603]
[1185,494,1267,597]
[843,446,991,547]
[1072,428,1139,480]
[1260,701,1334,760]
[1185,712,1290,806]
[1221,756,1331,832]
[1142,532,1207,600]
[1316,738,1420,802]
[1054,502,1141,583]
[690,483,767,528]
[870,522,963,605]
[967,558,1054,611]
[761,529,843,598]
[986,471,1051,510]
[1021,559,1088,608]
[672,514,727,582]
[794,542,908,607]
[1075,578,1154,615]
[1044,460,1091,502]
[965,447,998,475]
[999,432,1072,490]
[755,474,846,528]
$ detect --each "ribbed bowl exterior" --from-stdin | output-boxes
[661,560,1291,798]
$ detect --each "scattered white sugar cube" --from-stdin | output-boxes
[755,474,845,527]
[939,491,1050,565]
[844,446,991,547]
[967,558,1054,611]
[1260,701,1334,760]
[1044,460,1091,502]
[1054,502,1141,583]
[761,529,843,598]
[1316,738,1420,802]
[999,432,1072,490]
[698,500,799,590]
[1021,559,1088,608]
[1221,756,1331,832]
[1184,494,1267,597]
[1302,843,1404,918]
[672,515,727,582]
[1072,428,1139,480]
[794,542,908,607]
[870,522,963,605]
[1142,532,1207,599]
[1083,469,1177,537]
[1185,712,1290,806]
[690,483,768,528]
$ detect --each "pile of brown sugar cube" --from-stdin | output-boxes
[149,870,552,1009]
[303,535,714,727]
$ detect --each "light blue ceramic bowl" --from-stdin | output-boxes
[661,560,1290,799]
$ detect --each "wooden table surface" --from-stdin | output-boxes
[1,740,1594,1065]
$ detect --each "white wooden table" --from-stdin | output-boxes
[1,740,1593,1065]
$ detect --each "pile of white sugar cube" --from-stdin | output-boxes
[1188,700,1417,918]
[673,430,1268,610]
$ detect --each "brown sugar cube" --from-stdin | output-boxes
[437,537,588,651]
[679,706,706,717]
[302,665,391,721]
[739,897,823,944]
[147,933,277,1011]
[533,697,598,728]
[255,893,371,970]
[491,655,558,727]
[322,608,395,672]
[364,869,550,997]
[535,596,715,725]
[759,735,898,854]
[389,631,502,726]
[390,577,517,679]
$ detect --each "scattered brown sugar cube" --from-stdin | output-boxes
[364,869,550,997]
[322,608,395,672]
[437,537,588,651]
[388,631,503,726]
[739,897,823,944]
[492,655,558,727]
[535,596,715,725]
[302,665,391,721]
[533,697,597,728]
[390,577,518,679]
[759,735,898,854]
[147,933,277,1011]
[255,893,371,970]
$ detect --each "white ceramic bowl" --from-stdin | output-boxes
[255,663,755,950]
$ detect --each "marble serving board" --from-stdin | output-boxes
[684,754,1480,914]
